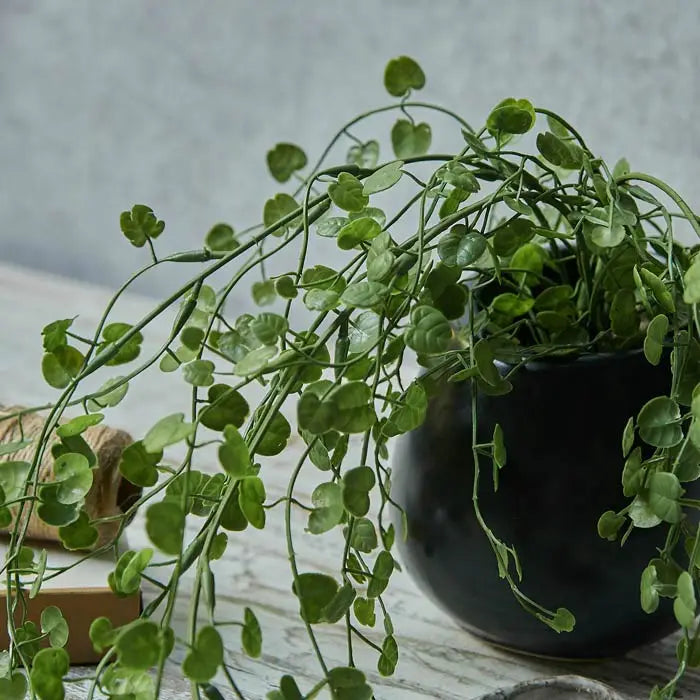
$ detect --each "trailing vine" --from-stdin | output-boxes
[1,55,700,699]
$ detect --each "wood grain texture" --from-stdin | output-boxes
[3,261,700,700]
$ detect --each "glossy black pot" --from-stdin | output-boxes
[392,350,690,658]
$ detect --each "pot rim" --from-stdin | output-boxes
[493,346,650,373]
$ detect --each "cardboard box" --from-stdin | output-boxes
[0,539,140,664]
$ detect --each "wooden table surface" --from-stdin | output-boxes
[2,261,700,700]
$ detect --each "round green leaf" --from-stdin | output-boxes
[487,98,536,135]
[391,120,431,159]
[181,359,215,387]
[53,452,92,505]
[263,193,299,234]
[292,572,339,624]
[377,634,399,677]
[491,293,535,318]
[119,441,161,488]
[58,510,98,550]
[0,673,28,700]
[146,501,184,555]
[234,345,278,377]
[640,565,660,613]
[40,606,69,648]
[200,384,249,431]
[251,313,288,346]
[218,425,252,478]
[437,227,487,268]
[204,223,238,252]
[347,140,379,169]
[362,161,403,195]
[674,571,697,628]
[116,620,161,670]
[637,396,682,448]
[304,288,340,311]
[348,311,380,354]
[89,617,116,653]
[644,314,668,366]
[639,267,675,313]
[597,510,626,541]
[350,517,378,553]
[266,143,307,183]
[30,647,69,700]
[493,219,534,257]
[683,258,700,304]
[327,382,377,434]
[120,204,164,247]
[647,471,684,524]
[384,56,425,97]
[383,383,428,437]
[367,551,394,599]
[238,477,266,529]
[340,281,388,309]
[328,667,373,700]
[241,607,262,658]
[329,172,368,213]
[337,217,381,250]
[183,625,223,683]
[536,131,583,170]
[404,305,451,355]
[142,413,194,453]
[353,597,376,627]
[343,467,376,517]
[609,289,638,338]
[42,346,84,390]
[252,279,277,306]
[307,482,344,534]
[254,411,291,456]
[275,275,298,298]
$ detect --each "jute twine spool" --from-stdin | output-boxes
[0,406,141,548]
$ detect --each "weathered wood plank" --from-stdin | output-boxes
[3,261,700,699]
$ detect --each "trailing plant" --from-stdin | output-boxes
[2,55,700,699]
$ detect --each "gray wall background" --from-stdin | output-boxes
[2,1,699,299]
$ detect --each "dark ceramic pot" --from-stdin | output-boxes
[392,350,691,658]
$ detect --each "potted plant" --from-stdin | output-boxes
[1,55,700,700]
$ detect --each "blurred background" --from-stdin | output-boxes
[1,0,698,299]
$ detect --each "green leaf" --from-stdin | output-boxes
[239,477,266,529]
[347,140,379,169]
[340,281,388,308]
[146,501,184,555]
[404,305,451,354]
[205,223,238,252]
[647,471,684,524]
[674,571,696,628]
[298,388,335,435]
[587,206,626,248]
[0,461,30,504]
[348,311,380,354]
[116,620,162,670]
[40,606,68,648]
[536,131,583,169]
[540,607,576,633]
[30,647,69,700]
[436,161,480,192]
[473,339,502,386]
[641,564,660,613]
[182,359,215,387]
[493,218,534,258]
[384,56,425,97]
[0,673,27,700]
[622,447,644,497]
[109,548,153,597]
[377,635,399,676]
[322,582,357,623]
[491,293,534,318]
[37,493,79,528]
[292,572,339,624]
[683,258,700,304]
[610,289,638,337]
[42,318,73,352]
[119,441,161,488]
[240,607,262,658]
[53,452,92,504]
[56,413,103,438]
[42,346,84,389]
[493,424,507,469]
[342,467,376,517]
[644,314,669,366]
[120,204,165,247]
[597,510,626,541]
[350,517,378,553]
[234,345,278,376]
[267,143,307,183]
[254,411,291,456]
[337,217,381,250]
[58,510,98,550]
[218,425,252,478]
[183,625,223,683]
[263,193,299,234]
[304,288,340,311]
[200,384,249,432]
[637,396,682,448]
[487,98,536,136]
[362,161,403,195]
[504,196,534,217]
[391,120,431,159]
[275,275,298,298]
[329,172,368,213]
[327,382,377,434]
[328,667,373,700]
[98,322,143,366]
[383,383,427,437]
[630,495,662,528]
[307,482,344,534]
[367,551,394,599]
[252,280,277,307]
[143,413,194,453]
[0,439,33,458]
[353,597,376,627]
[89,617,116,653]
[509,243,546,286]
[437,226,487,268]
[251,313,289,346]
[639,267,675,313]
